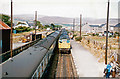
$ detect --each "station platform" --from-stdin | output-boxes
[71,40,105,77]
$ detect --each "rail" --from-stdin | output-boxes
[0,38,41,63]
[56,54,78,77]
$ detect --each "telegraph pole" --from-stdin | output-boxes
[105,0,110,65]
[80,14,82,42]
[73,19,75,35]
[35,11,37,40]
[10,0,13,58]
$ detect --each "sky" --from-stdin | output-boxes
[0,0,119,19]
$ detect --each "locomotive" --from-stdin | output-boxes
[58,29,71,54]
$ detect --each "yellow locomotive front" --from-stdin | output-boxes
[59,39,70,49]
[58,29,71,53]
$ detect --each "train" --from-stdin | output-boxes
[58,29,71,54]
[1,31,60,79]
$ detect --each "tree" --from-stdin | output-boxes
[0,14,11,26]
[45,25,50,27]
[15,26,32,33]
[51,23,55,27]
[17,22,26,25]
[44,25,50,29]
[37,21,43,29]
[55,25,62,28]
[51,23,55,30]
[34,20,43,29]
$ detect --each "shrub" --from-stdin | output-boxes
[82,34,89,36]
[96,33,99,36]
[73,34,77,37]
[92,33,95,36]
[75,37,82,41]
[15,26,32,33]
[109,35,112,37]
[115,32,119,34]
[113,34,116,38]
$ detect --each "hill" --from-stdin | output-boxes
[14,14,118,25]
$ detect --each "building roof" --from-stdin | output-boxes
[100,24,106,27]
[115,23,120,27]
[89,24,106,27]
[89,25,99,27]
[0,20,11,30]
[110,23,120,27]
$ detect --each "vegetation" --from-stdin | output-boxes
[36,21,43,29]
[91,33,99,36]
[44,23,62,30]
[51,23,55,28]
[109,35,112,37]
[0,14,11,26]
[114,32,120,36]
[75,37,82,41]
[55,25,62,28]
[17,22,26,25]
[34,20,43,29]
[44,25,51,29]
[82,34,89,36]
[73,34,77,37]
[115,32,119,35]
[15,26,32,33]
[66,30,70,33]
[96,33,99,36]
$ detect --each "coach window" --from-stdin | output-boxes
[42,63,44,72]
[38,67,40,78]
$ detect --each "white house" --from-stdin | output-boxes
[81,24,92,33]
[110,23,120,33]
[13,21,30,29]
[81,23,119,34]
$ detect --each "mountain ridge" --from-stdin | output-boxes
[13,14,119,25]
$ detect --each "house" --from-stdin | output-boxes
[82,23,106,33]
[82,23,119,34]
[27,21,39,29]
[81,24,92,33]
[0,20,11,53]
[89,25,101,33]
[13,21,30,29]
[27,21,34,29]
[110,23,120,33]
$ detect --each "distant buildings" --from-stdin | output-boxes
[110,23,120,33]
[0,20,11,53]
[13,21,39,29]
[13,21,30,29]
[81,23,120,34]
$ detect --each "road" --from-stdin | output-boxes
[13,42,28,49]
[71,40,105,77]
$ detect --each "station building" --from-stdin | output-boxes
[0,20,11,53]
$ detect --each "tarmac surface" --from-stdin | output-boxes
[71,40,105,77]
[13,42,28,49]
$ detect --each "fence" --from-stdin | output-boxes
[81,36,119,63]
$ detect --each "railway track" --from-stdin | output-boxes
[56,53,78,78]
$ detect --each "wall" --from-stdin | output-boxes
[1,30,11,53]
